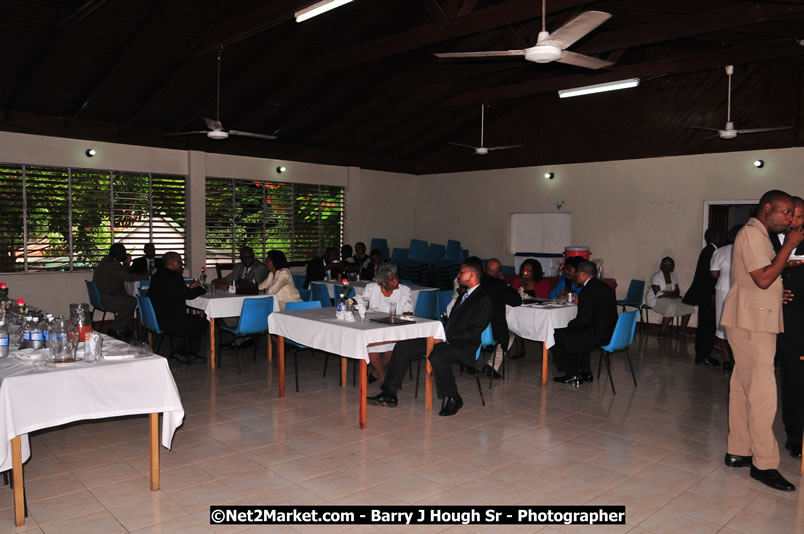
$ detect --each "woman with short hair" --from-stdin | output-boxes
[258,250,302,311]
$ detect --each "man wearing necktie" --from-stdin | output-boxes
[130,243,163,278]
[368,257,492,416]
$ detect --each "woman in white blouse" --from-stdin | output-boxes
[363,263,413,383]
[646,256,695,337]
[710,225,740,371]
[258,250,302,311]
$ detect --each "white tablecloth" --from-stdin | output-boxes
[268,308,446,361]
[0,337,184,471]
[310,281,437,310]
[185,293,273,318]
[505,303,578,348]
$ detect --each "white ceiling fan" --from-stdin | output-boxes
[449,105,524,155]
[689,65,792,140]
[165,46,278,141]
[434,0,613,70]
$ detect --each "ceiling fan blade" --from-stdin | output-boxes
[487,145,525,151]
[228,130,278,140]
[204,117,223,131]
[556,50,613,69]
[548,11,612,49]
[163,131,209,136]
[736,126,792,134]
[688,126,722,133]
[706,133,722,140]
[448,142,479,150]
[434,50,526,59]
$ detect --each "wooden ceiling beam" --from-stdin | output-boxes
[299,0,596,76]
[440,38,804,107]
[457,0,481,18]
[421,0,449,27]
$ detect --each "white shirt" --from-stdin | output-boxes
[710,245,733,294]
[647,271,679,307]
[363,283,413,314]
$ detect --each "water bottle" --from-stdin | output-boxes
[30,317,44,349]
[43,313,54,347]
[0,319,9,358]
[21,315,32,348]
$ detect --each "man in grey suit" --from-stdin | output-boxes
[92,243,148,338]
[213,246,268,292]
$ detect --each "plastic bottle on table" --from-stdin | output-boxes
[21,315,32,349]
[0,319,9,358]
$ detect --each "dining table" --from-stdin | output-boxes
[185,293,274,368]
[268,307,446,428]
[0,335,184,527]
[310,280,437,309]
[505,302,578,384]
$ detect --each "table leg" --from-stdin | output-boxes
[209,317,216,370]
[341,358,347,387]
[425,337,434,413]
[542,342,549,385]
[149,413,159,490]
[267,332,272,363]
[359,360,367,429]
[11,436,24,526]
[278,335,285,398]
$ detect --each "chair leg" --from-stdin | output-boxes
[474,373,486,406]
[352,360,357,387]
[597,349,603,379]
[603,351,615,395]
[414,359,422,398]
[101,311,107,332]
[294,349,299,393]
[409,360,413,380]
[233,341,242,375]
[625,348,638,387]
[489,347,496,390]
[252,335,258,362]
[323,353,329,377]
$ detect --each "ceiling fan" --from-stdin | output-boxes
[434,0,613,70]
[689,65,792,140]
[165,46,277,141]
[448,105,524,155]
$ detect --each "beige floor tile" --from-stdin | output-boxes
[57,447,123,473]
[21,458,70,482]
[158,465,218,493]
[196,453,264,479]
[724,508,799,533]
[38,509,125,534]
[296,470,367,501]
[25,473,86,503]
[27,490,105,525]
[71,461,142,489]
[0,505,42,533]
[219,468,293,497]
[636,508,720,534]
[129,514,213,533]
[167,481,244,513]
[108,494,188,532]
[89,476,163,508]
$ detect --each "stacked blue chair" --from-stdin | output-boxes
[390,248,408,264]
[443,240,461,263]
[285,301,322,392]
[598,311,640,394]
[427,243,446,263]
[370,238,390,261]
[85,280,108,331]
[219,297,275,374]
[310,283,332,307]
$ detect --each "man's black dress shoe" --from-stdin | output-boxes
[482,365,502,380]
[785,440,802,458]
[580,372,594,383]
[439,395,463,416]
[699,357,721,367]
[750,466,796,491]
[366,391,397,407]
[724,453,752,468]
[553,374,581,385]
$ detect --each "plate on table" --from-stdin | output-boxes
[54,357,84,366]
[370,316,416,325]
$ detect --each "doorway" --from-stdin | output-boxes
[703,200,758,245]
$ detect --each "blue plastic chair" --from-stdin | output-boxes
[85,280,108,330]
[444,240,461,262]
[297,287,310,301]
[138,279,150,297]
[598,311,639,395]
[136,295,188,361]
[292,274,306,290]
[500,265,515,275]
[219,297,275,374]
[408,239,429,262]
[413,290,438,319]
[285,300,322,392]
[390,248,408,264]
[310,283,332,307]
[370,238,389,261]
[617,279,646,324]
[437,289,454,318]
[427,243,446,263]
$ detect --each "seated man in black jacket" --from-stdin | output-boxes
[552,260,618,385]
[148,252,208,363]
[368,257,492,417]
[482,258,522,377]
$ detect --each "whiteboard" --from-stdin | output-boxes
[509,212,571,254]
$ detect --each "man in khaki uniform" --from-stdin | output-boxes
[721,190,804,491]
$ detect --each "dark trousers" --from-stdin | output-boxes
[383,339,475,399]
[779,332,804,444]
[694,296,716,362]
[552,327,592,376]
[101,293,137,333]
[182,315,209,355]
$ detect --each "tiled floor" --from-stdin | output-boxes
[6,330,804,533]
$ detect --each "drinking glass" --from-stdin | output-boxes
[388,301,398,319]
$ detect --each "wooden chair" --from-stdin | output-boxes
[215,262,234,280]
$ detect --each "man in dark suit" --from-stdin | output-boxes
[367,256,493,416]
[482,258,522,377]
[130,243,163,278]
[213,246,268,292]
[92,243,148,339]
[148,252,208,362]
[552,260,618,385]
[683,228,722,366]
[304,246,342,288]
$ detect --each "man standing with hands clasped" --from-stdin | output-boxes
[722,190,804,492]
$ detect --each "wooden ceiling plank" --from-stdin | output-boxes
[457,0,481,18]
[421,0,450,27]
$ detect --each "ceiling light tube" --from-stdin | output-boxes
[295,0,353,23]
[558,78,640,99]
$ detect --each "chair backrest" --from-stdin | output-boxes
[333,285,356,300]
[390,248,408,264]
[427,243,446,263]
[444,240,461,262]
[136,295,161,333]
[601,310,639,352]
[413,290,438,319]
[437,289,454,317]
[85,280,104,309]
[297,287,311,301]
[622,280,645,306]
[286,301,322,311]
[138,279,151,297]
[500,265,515,275]
[370,238,390,261]
[236,297,275,334]
[292,274,306,290]
[310,283,332,307]
[475,323,495,360]
[408,239,429,262]
[215,262,235,280]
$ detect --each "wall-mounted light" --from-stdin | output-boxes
[753,159,765,169]
[276,166,287,173]
[295,0,353,22]
[85,148,96,157]
[545,172,555,180]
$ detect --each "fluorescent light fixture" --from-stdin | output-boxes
[558,78,640,99]
[295,0,353,23]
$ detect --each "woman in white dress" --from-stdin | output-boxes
[710,225,740,371]
[362,263,413,383]
[258,250,302,311]
[647,257,695,337]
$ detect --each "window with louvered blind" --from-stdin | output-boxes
[0,163,186,272]
[206,178,343,266]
